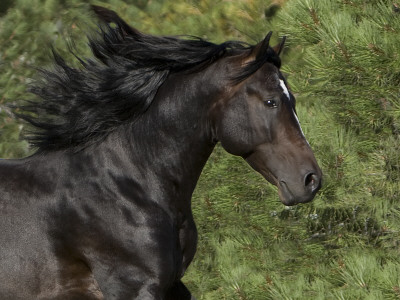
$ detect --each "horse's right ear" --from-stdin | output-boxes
[272,36,286,56]
[91,5,140,37]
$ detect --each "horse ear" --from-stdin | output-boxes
[272,36,286,56]
[91,5,140,37]
[252,31,273,60]
[241,32,273,66]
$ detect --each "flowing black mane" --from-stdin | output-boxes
[18,6,282,151]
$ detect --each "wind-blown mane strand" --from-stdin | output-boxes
[20,45,170,151]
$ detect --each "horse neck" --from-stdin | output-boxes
[137,69,222,192]
[90,62,225,205]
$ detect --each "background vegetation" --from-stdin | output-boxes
[1,0,399,299]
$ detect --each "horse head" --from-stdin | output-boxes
[211,33,322,206]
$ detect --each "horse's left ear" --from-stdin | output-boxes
[252,31,273,60]
[241,32,273,66]
[272,36,286,56]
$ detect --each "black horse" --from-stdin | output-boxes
[0,6,321,300]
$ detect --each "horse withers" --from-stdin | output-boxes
[0,6,321,300]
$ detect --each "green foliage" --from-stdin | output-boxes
[278,0,400,139]
[1,0,400,299]
[0,0,95,158]
[186,0,400,298]
[94,0,274,42]
[273,0,400,246]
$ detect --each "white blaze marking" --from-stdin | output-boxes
[279,79,290,100]
[278,79,310,145]
[294,112,310,146]
[294,111,305,135]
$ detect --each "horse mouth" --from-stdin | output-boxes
[253,169,299,205]
[278,180,318,206]
[256,169,299,206]
[278,181,297,206]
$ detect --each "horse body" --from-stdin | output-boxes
[0,62,220,299]
[0,6,321,299]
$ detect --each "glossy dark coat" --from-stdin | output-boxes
[0,6,322,300]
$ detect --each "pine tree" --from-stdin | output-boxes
[262,0,400,298]
[274,0,400,243]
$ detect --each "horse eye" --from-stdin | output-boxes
[264,100,277,108]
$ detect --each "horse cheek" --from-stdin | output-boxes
[216,105,255,156]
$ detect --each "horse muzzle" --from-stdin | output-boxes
[278,171,322,206]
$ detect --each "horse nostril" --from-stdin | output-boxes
[304,173,321,193]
